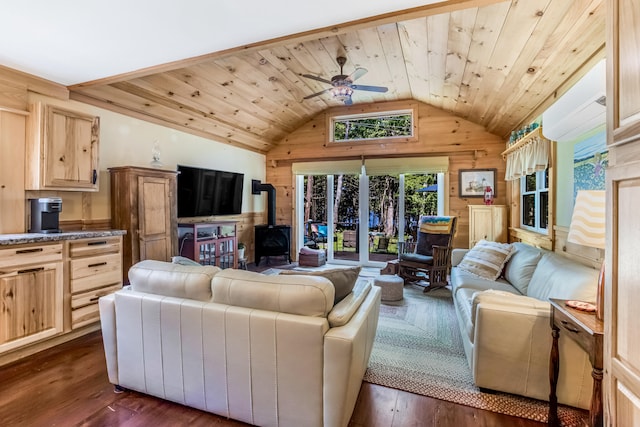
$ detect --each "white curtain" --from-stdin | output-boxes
[505,136,550,181]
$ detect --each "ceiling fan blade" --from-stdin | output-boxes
[351,84,389,93]
[301,74,333,85]
[349,67,368,81]
[303,88,331,100]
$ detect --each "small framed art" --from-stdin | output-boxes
[459,169,496,198]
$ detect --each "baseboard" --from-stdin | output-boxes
[0,323,101,368]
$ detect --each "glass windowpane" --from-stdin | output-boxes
[525,173,537,192]
[540,191,549,229]
[522,194,536,227]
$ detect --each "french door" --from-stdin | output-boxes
[296,171,445,267]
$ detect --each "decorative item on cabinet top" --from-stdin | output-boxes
[25,102,100,191]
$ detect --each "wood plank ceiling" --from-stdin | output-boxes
[69,0,604,154]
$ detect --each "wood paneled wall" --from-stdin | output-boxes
[266,100,506,250]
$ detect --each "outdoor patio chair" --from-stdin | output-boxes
[343,230,357,249]
[375,236,390,252]
[398,215,457,292]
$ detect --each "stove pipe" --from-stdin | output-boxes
[252,180,276,226]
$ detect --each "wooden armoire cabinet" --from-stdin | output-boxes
[604,0,640,425]
[109,166,178,281]
[468,205,508,248]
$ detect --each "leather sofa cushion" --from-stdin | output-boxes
[128,260,220,302]
[527,253,598,302]
[327,278,371,327]
[503,242,543,295]
[451,267,519,296]
[212,269,335,317]
[455,287,477,342]
[279,266,361,304]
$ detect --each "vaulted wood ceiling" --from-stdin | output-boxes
[69,0,604,154]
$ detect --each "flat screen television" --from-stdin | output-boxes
[177,165,244,217]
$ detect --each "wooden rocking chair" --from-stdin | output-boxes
[398,216,457,292]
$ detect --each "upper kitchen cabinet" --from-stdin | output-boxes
[26,102,100,191]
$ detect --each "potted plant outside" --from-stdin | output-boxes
[237,242,246,260]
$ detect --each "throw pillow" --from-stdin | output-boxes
[171,255,202,266]
[280,266,361,304]
[457,240,514,280]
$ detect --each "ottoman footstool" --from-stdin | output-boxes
[374,274,404,302]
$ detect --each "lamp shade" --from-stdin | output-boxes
[567,190,606,249]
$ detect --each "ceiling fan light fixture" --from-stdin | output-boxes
[331,85,354,101]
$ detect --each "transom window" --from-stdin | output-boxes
[521,169,549,234]
[329,109,415,143]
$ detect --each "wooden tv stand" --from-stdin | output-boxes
[178,221,238,268]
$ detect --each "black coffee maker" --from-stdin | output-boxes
[29,197,62,233]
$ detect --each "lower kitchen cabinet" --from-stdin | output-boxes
[67,236,123,329]
[0,233,123,364]
[0,243,64,353]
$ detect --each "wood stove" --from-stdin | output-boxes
[252,180,291,266]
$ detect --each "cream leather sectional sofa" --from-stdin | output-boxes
[99,260,381,427]
[450,242,599,409]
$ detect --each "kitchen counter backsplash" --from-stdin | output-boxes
[0,230,126,246]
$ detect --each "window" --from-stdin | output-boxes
[328,108,416,144]
[521,169,549,234]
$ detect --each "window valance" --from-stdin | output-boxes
[504,129,550,181]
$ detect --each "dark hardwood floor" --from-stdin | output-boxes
[0,331,545,427]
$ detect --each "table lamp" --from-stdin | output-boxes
[567,190,606,320]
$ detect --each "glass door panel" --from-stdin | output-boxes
[332,174,360,262]
[403,173,438,251]
[302,175,328,250]
[368,174,399,264]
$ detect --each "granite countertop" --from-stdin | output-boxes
[0,230,127,246]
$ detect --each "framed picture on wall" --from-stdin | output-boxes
[459,169,496,197]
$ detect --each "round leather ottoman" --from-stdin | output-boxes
[374,275,404,302]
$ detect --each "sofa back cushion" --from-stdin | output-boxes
[503,242,544,295]
[526,253,599,302]
[212,269,335,317]
[279,266,361,304]
[128,260,220,302]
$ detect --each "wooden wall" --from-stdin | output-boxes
[265,100,506,250]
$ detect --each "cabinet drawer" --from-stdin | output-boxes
[0,243,63,270]
[69,237,121,257]
[71,304,101,329]
[71,284,121,310]
[555,312,595,356]
[70,253,122,293]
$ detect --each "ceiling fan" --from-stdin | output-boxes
[301,56,388,105]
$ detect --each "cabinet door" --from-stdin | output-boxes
[608,0,640,144]
[605,1,640,424]
[44,106,99,190]
[469,206,493,248]
[0,262,63,353]
[605,163,640,425]
[138,175,173,262]
[0,109,26,233]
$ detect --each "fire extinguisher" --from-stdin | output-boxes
[483,186,494,205]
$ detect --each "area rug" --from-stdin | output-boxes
[363,285,588,426]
